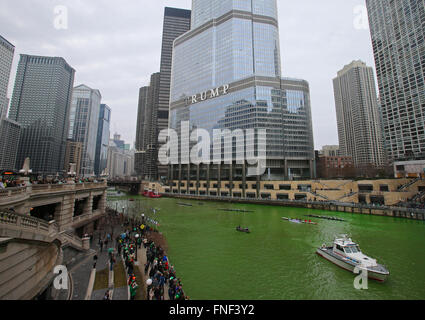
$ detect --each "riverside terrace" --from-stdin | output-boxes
[136,178,425,220]
[0,181,108,237]
[0,181,108,300]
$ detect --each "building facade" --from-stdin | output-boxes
[366,0,425,161]
[156,7,192,180]
[0,35,14,120]
[68,84,101,177]
[135,73,160,180]
[167,0,315,196]
[107,138,135,179]
[333,60,386,168]
[94,104,111,176]
[9,55,75,175]
[0,118,21,171]
[64,140,83,175]
[321,145,340,157]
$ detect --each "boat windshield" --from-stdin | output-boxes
[344,246,360,254]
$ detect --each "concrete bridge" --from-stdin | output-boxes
[0,181,108,300]
[107,179,145,195]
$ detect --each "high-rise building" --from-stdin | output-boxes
[0,35,14,120]
[0,36,20,171]
[94,104,111,176]
[0,118,21,171]
[366,0,425,161]
[135,73,160,180]
[68,84,101,177]
[64,140,83,175]
[281,78,316,179]
[333,60,386,168]
[167,0,315,194]
[9,55,75,174]
[156,7,192,179]
[107,137,135,179]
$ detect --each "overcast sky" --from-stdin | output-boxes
[0,0,375,149]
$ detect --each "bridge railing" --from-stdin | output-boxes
[0,211,53,238]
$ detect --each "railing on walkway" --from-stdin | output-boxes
[0,211,54,237]
[0,182,107,206]
[0,210,88,249]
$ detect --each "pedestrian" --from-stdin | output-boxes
[93,254,98,269]
[99,239,103,252]
[103,290,111,300]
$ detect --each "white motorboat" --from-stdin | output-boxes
[316,235,389,282]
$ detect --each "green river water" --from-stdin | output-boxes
[108,194,425,300]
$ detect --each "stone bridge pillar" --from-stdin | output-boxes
[56,194,75,232]
[83,192,94,216]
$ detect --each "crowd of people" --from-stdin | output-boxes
[0,176,103,189]
[143,238,187,301]
[104,215,188,301]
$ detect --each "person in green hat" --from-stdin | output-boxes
[129,280,138,300]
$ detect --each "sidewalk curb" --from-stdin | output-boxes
[84,268,96,300]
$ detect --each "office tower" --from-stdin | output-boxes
[9,55,75,174]
[0,119,21,171]
[281,78,316,179]
[112,133,126,150]
[157,7,192,179]
[366,0,425,161]
[333,60,386,168]
[0,35,14,120]
[107,136,135,179]
[68,84,101,177]
[94,104,111,176]
[168,0,315,195]
[64,140,83,174]
[135,73,160,180]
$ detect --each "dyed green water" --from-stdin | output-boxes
[108,195,425,300]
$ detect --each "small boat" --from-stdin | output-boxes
[177,202,193,207]
[143,190,162,198]
[316,235,389,282]
[236,226,251,233]
[219,208,254,213]
[129,199,135,202]
[305,214,345,222]
[282,217,317,225]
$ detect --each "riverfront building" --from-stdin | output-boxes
[135,73,160,180]
[333,60,386,168]
[157,7,192,180]
[94,104,111,176]
[9,55,75,174]
[167,0,315,195]
[366,0,425,161]
[0,35,14,120]
[68,85,102,177]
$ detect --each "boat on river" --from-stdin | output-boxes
[282,217,318,225]
[316,235,389,282]
[220,208,254,213]
[143,190,162,198]
[236,226,251,233]
[305,214,345,222]
[177,202,193,207]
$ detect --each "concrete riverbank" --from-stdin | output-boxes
[163,194,425,221]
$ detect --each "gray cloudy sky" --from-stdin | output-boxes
[0,0,375,149]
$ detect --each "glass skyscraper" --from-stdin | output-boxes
[366,0,425,161]
[168,0,314,194]
[9,55,75,174]
[68,84,102,177]
[94,104,111,176]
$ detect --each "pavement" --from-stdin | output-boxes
[62,214,129,300]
